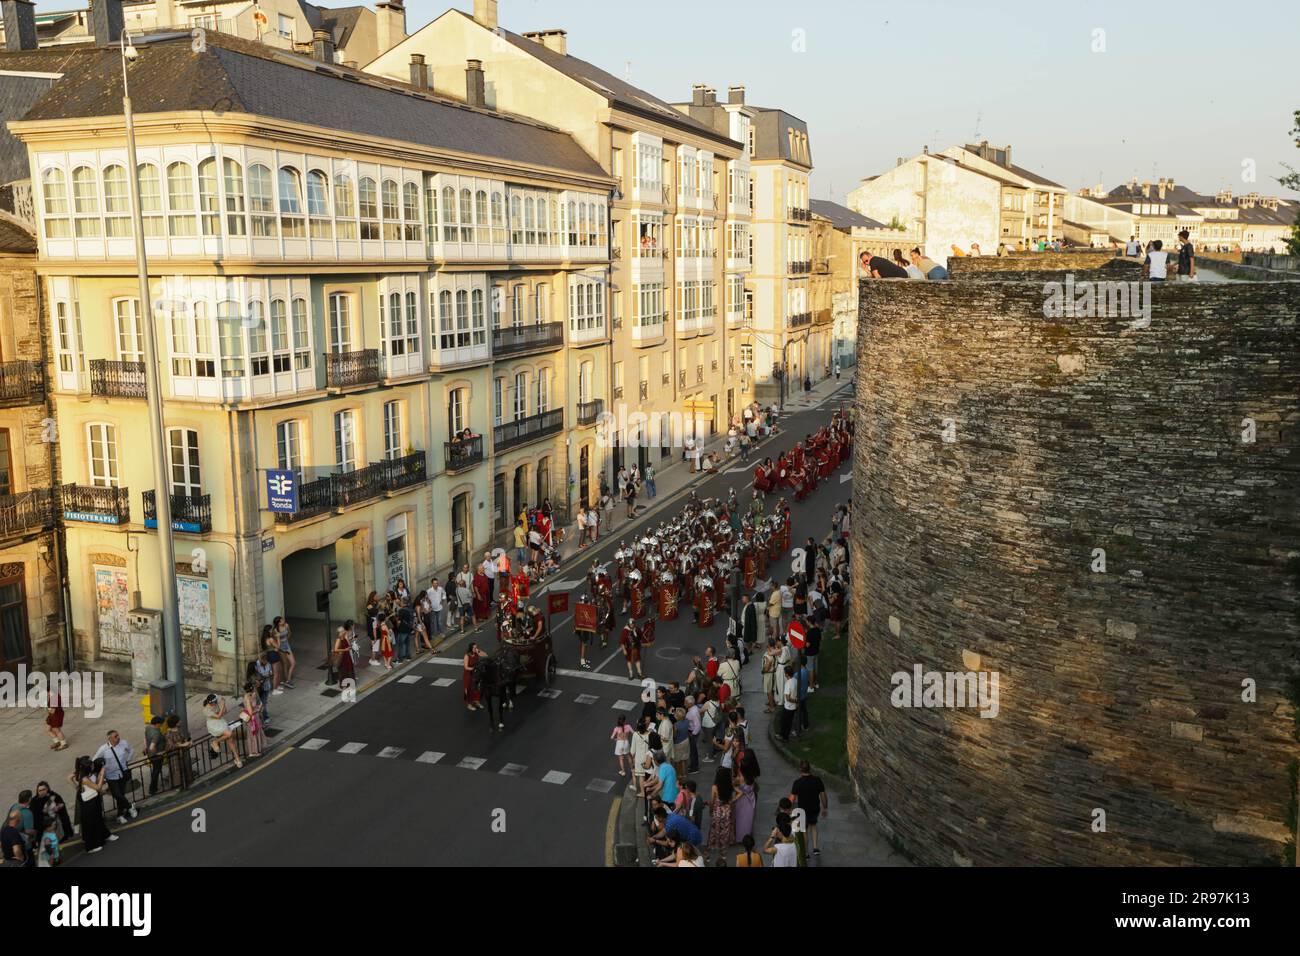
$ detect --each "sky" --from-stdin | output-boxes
[31,0,1300,201]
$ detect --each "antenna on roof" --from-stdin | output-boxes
[625,60,632,82]
[972,110,982,141]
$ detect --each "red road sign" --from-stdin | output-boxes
[787,619,807,650]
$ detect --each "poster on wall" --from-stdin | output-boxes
[178,575,214,679]
[93,565,131,659]
[386,514,408,589]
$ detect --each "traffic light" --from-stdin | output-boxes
[322,563,338,592]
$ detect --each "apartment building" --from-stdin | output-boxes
[0,0,402,64]
[3,12,612,688]
[365,0,746,470]
[808,200,886,374]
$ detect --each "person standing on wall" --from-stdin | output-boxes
[1176,229,1197,281]
[1143,239,1169,281]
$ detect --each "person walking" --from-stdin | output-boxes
[624,476,637,518]
[611,714,633,777]
[463,643,484,711]
[790,760,829,857]
[70,757,115,855]
[92,730,137,824]
[45,687,67,751]
[644,462,657,499]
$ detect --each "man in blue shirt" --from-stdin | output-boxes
[653,806,702,848]
[649,751,678,805]
[797,655,811,734]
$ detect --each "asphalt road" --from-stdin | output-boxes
[78,384,853,867]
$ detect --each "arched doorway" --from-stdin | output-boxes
[579,445,590,507]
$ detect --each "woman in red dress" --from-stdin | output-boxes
[463,643,484,710]
[472,569,491,622]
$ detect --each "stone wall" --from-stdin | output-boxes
[945,249,1120,276]
[850,272,1299,866]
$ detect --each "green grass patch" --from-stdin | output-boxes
[781,632,849,778]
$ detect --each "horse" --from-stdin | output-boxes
[472,648,520,731]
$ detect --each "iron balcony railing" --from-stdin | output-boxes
[639,381,649,401]
[787,206,810,222]
[89,359,147,399]
[678,370,687,389]
[612,385,624,399]
[324,348,382,389]
[143,490,212,534]
[62,483,131,525]
[789,260,811,275]
[492,321,564,358]
[612,247,623,260]
[0,360,45,406]
[661,372,671,386]
[493,408,563,454]
[276,453,429,523]
[0,487,57,539]
[444,435,484,473]
[577,399,604,425]
[696,365,705,383]
[788,311,812,329]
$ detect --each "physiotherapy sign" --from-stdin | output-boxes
[266,469,298,514]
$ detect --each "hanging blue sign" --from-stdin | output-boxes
[266,469,298,513]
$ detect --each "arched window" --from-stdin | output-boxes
[137,163,164,237]
[70,165,101,238]
[163,162,196,237]
[475,189,488,243]
[291,297,311,369]
[403,182,421,240]
[524,196,536,245]
[535,367,549,413]
[333,171,355,239]
[511,285,524,327]
[470,288,485,346]
[169,300,191,377]
[102,165,130,237]
[442,185,457,241]
[248,299,269,375]
[404,290,419,356]
[222,158,246,236]
[197,158,219,236]
[459,188,473,242]
[307,169,331,238]
[381,179,400,240]
[41,168,70,238]
[277,166,304,237]
[270,299,290,373]
[438,289,454,351]
[490,191,505,243]
[358,176,379,239]
[509,195,522,245]
[247,163,275,236]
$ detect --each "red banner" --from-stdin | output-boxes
[573,600,597,632]
[548,592,570,616]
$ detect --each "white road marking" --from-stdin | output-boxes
[338,742,367,754]
[499,763,527,776]
[612,699,638,710]
[540,579,583,592]
[840,473,852,484]
[431,677,455,688]
[542,770,571,785]
[377,746,405,759]
[725,466,750,474]
[574,693,599,705]
[537,688,562,699]
[586,778,616,793]
[556,667,640,686]
[416,751,445,764]
[299,738,329,751]
[398,675,422,684]
[457,756,486,770]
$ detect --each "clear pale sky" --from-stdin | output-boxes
[33,0,1300,200]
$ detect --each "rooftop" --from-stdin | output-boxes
[809,199,885,230]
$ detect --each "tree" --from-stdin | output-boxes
[1280,111,1300,255]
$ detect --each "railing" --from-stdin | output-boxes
[143,490,212,534]
[0,360,45,406]
[61,483,130,525]
[103,722,250,819]
[492,321,564,357]
[324,348,381,389]
[493,408,564,453]
[789,260,811,274]
[280,474,334,523]
[711,359,719,371]
[788,311,812,329]
[639,382,649,401]
[678,370,687,389]
[577,399,604,425]
[613,385,624,399]
[787,206,810,222]
[89,359,147,399]
[661,372,671,386]
[696,365,705,383]
[445,436,483,473]
[334,461,387,509]
[612,316,623,331]
[383,451,427,492]
[662,185,671,204]
[0,487,57,539]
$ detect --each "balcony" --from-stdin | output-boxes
[726,308,745,328]
[568,321,608,346]
[788,311,812,329]
[62,483,130,525]
[639,382,649,402]
[143,490,212,534]
[787,207,810,222]
[445,435,484,473]
[612,247,623,260]
[493,408,564,453]
[493,321,564,358]
[696,365,704,384]
[678,369,687,389]
[612,317,623,332]
[325,349,381,389]
[577,399,604,426]
[0,360,45,407]
[0,487,57,539]
[789,260,811,275]
[275,454,429,525]
[90,359,146,399]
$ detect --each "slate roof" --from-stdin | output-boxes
[809,199,885,230]
[4,30,608,180]
[300,2,367,48]
[0,45,107,184]
[749,107,811,168]
[959,144,1065,190]
[0,214,36,254]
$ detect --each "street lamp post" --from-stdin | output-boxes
[120,33,188,735]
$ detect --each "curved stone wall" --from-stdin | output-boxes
[849,277,1299,866]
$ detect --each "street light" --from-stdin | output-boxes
[120,32,188,735]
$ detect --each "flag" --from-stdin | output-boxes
[547,592,569,616]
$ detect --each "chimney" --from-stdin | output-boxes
[90,0,125,46]
[703,87,717,107]
[465,59,485,108]
[522,28,566,55]
[409,52,427,89]
[691,84,707,107]
[1003,144,1011,167]
[727,85,745,105]
[374,0,406,56]
[473,0,498,31]
[2,0,37,51]
[312,28,335,63]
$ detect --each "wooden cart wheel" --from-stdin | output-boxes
[545,653,557,686]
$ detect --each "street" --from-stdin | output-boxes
[78,384,854,867]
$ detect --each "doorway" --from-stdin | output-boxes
[0,571,29,675]
[451,493,470,572]
[579,445,590,507]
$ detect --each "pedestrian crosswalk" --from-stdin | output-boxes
[293,736,613,793]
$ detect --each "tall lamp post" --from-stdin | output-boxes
[120,32,188,734]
